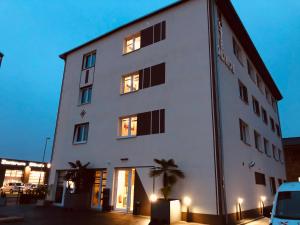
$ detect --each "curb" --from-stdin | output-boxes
[0,216,24,223]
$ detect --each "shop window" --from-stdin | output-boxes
[124,33,141,53]
[28,171,45,185]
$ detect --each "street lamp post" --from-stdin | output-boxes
[38,137,51,186]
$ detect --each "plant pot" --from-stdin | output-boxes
[64,191,91,210]
[36,199,45,206]
[149,199,181,225]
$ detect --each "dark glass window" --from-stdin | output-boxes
[255,172,266,185]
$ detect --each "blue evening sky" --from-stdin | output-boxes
[0,0,299,162]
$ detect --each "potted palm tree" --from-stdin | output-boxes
[149,159,184,225]
[64,160,93,210]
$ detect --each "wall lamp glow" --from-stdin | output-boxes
[150,194,158,203]
[183,196,192,222]
[237,198,243,220]
[260,196,266,216]
[47,163,51,169]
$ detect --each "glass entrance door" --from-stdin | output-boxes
[114,169,135,212]
[91,170,107,210]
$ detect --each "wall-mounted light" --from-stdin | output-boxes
[183,196,192,222]
[237,198,243,220]
[150,194,158,203]
[47,163,51,169]
[260,196,266,216]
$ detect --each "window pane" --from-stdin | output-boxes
[76,126,83,142]
[91,53,96,67]
[87,88,92,103]
[131,117,137,136]
[83,125,89,141]
[123,76,132,93]
[85,55,91,68]
[134,36,141,50]
[121,118,130,136]
[132,74,139,91]
[126,39,134,53]
[81,89,87,104]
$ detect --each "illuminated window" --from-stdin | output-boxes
[124,34,141,53]
[120,116,137,137]
[82,51,96,70]
[121,73,139,94]
[28,171,45,185]
[73,123,89,144]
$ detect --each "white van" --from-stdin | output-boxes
[271,182,300,224]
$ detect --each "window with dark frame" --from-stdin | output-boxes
[276,124,281,137]
[261,107,268,125]
[233,37,243,65]
[73,123,89,144]
[270,117,275,132]
[263,138,271,157]
[270,177,276,195]
[254,130,262,152]
[238,80,248,104]
[239,119,250,145]
[79,86,92,105]
[252,96,260,116]
[119,109,165,137]
[247,59,256,83]
[272,144,279,161]
[124,21,166,54]
[82,52,96,70]
[255,172,266,185]
[256,74,264,92]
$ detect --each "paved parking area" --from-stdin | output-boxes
[0,205,270,225]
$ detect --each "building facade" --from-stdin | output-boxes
[48,0,286,224]
[0,158,50,187]
[283,137,300,182]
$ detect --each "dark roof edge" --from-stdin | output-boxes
[59,0,185,60]
[59,0,282,100]
[216,0,282,100]
[283,137,300,146]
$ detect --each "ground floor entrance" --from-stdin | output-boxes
[90,170,107,210]
[114,169,135,213]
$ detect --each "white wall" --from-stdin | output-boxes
[49,0,218,215]
[214,6,286,214]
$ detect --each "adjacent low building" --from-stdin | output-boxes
[283,137,300,182]
[0,158,50,187]
[48,0,286,224]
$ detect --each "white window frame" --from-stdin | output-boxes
[83,52,96,70]
[124,33,141,54]
[119,116,137,137]
[79,86,92,105]
[73,123,89,144]
[121,73,139,94]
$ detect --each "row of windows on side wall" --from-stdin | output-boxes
[233,37,277,113]
[239,119,283,163]
[254,172,284,195]
[238,80,281,138]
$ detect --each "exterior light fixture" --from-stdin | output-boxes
[150,194,158,202]
[237,198,243,220]
[183,196,192,222]
[47,163,51,169]
[183,196,192,206]
[260,196,266,216]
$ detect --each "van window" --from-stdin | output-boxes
[275,191,300,219]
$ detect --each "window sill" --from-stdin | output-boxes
[120,90,139,96]
[73,141,87,145]
[81,66,95,71]
[122,48,141,56]
[78,102,91,106]
[116,136,137,140]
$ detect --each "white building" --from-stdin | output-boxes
[48,0,286,224]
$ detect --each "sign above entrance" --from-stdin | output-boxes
[29,162,45,168]
[1,159,26,166]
